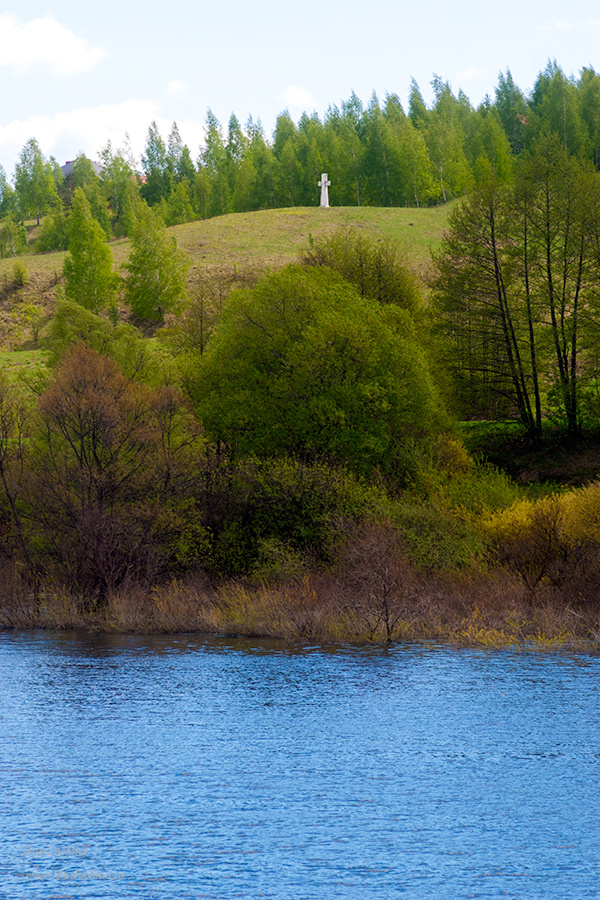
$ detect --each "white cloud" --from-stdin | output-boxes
[0,13,106,77]
[457,67,484,82]
[0,101,210,175]
[0,100,160,173]
[545,18,600,31]
[545,19,574,31]
[165,80,187,97]
[277,85,315,112]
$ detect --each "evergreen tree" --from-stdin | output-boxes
[158,180,195,225]
[466,105,514,183]
[99,139,141,235]
[361,94,395,205]
[425,76,473,202]
[528,61,586,156]
[273,112,303,206]
[123,201,189,322]
[244,118,277,210]
[199,110,230,216]
[63,189,117,314]
[166,122,195,184]
[408,79,429,130]
[141,121,170,206]
[325,96,365,205]
[224,114,249,210]
[494,69,528,153]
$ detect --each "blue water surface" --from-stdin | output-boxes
[0,631,598,899]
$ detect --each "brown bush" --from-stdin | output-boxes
[332,521,421,641]
[10,344,204,601]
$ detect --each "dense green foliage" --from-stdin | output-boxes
[0,232,464,599]
[136,63,600,216]
[431,136,600,435]
[196,457,385,578]
[122,201,189,321]
[190,265,446,480]
[0,213,27,258]
[302,228,423,316]
[63,189,118,314]
[4,59,600,618]
[14,138,59,225]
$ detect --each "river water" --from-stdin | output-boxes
[0,631,598,899]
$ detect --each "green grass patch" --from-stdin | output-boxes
[0,348,49,381]
[172,204,454,282]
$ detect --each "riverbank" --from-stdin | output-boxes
[1,566,598,652]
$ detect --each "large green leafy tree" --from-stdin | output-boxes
[360,94,397,206]
[386,99,436,207]
[528,62,586,156]
[123,201,189,322]
[425,77,473,202]
[324,93,366,206]
[494,69,528,154]
[63,188,118,314]
[272,112,304,207]
[431,170,542,431]
[244,117,278,210]
[192,265,447,480]
[14,138,59,224]
[61,153,111,237]
[198,110,230,217]
[166,121,195,184]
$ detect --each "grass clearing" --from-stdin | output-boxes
[172,204,454,281]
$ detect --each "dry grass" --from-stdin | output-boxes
[1,560,597,651]
[0,266,58,351]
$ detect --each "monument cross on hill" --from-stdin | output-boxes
[318,173,331,207]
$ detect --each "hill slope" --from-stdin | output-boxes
[170,204,453,279]
[0,204,453,353]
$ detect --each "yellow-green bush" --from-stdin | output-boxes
[562,481,600,544]
[485,485,600,600]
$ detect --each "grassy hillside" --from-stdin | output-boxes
[0,204,453,355]
[170,204,453,278]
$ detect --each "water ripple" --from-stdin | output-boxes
[1,632,599,899]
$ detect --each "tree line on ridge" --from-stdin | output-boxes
[2,60,600,254]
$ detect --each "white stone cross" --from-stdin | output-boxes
[318,173,331,208]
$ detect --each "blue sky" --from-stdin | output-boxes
[1,0,600,177]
